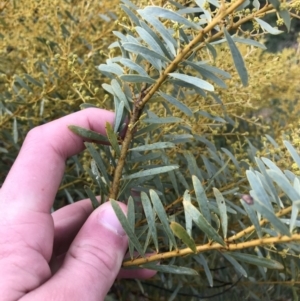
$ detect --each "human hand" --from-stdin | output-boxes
[0,109,155,301]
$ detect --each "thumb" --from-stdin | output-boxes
[22,201,128,301]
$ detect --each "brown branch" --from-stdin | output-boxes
[122,233,300,267]
[108,0,247,200]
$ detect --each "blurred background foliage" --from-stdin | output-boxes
[1,0,300,300]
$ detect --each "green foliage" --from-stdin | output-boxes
[1,0,300,300]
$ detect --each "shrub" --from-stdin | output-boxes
[1,0,300,299]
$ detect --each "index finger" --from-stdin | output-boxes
[0,108,114,214]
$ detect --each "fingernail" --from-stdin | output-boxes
[97,202,126,237]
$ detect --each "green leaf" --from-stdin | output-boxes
[84,186,100,209]
[142,117,183,124]
[130,142,175,151]
[150,190,177,249]
[192,175,211,224]
[122,42,170,62]
[141,192,159,252]
[252,197,290,236]
[158,91,193,117]
[141,263,198,275]
[80,103,98,109]
[169,73,214,91]
[224,28,248,86]
[120,74,156,84]
[228,252,284,269]
[124,165,179,180]
[183,200,225,246]
[141,6,201,30]
[110,199,145,256]
[221,148,242,174]
[14,75,33,92]
[222,253,247,277]
[213,188,228,239]
[254,18,283,35]
[170,221,197,253]
[183,190,193,236]
[68,125,108,143]
[105,122,121,157]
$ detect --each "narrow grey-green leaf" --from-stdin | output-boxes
[24,74,43,87]
[111,79,130,111]
[141,192,159,252]
[137,12,176,56]
[135,26,165,56]
[130,142,174,151]
[194,254,213,287]
[142,263,198,275]
[120,4,140,26]
[205,43,217,60]
[255,18,283,35]
[80,103,98,110]
[290,199,300,232]
[170,221,197,253]
[246,170,272,210]
[183,200,225,246]
[267,169,300,202]
[142,117,183,123]
[192,175,211,224]
[122,43,170,62]
[279,9,291,31]
[221,148,242,174]
[127,196,135,258]
[69,125,109,142]
[141,6,201,30]
[150,189,177,249]
[105,122,121,157]
[14,75,33,92]
[224,28,248,86]
[228,252,284,269]
[84,186,100,209]
[98,63,123,76]
[159,91,193,117]
[110,199,144,256]
[284,140,300,170]
[120,58,148,76]
[183,190,193,236]
[13,118,18,144]
[233,37,267,50]
[114,101,125,133]
[120,74,156,84]
[252,198,290,236]
[240,198,262,238]
[84,142,110,184]
[124,165,179,180]
[169,73,214,91]
[213,188,228,239]
[185,61,227,88]
[222,253,247,277]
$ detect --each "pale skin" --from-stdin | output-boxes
[0,108,155,301]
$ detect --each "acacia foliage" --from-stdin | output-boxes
[1,0,300,300]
